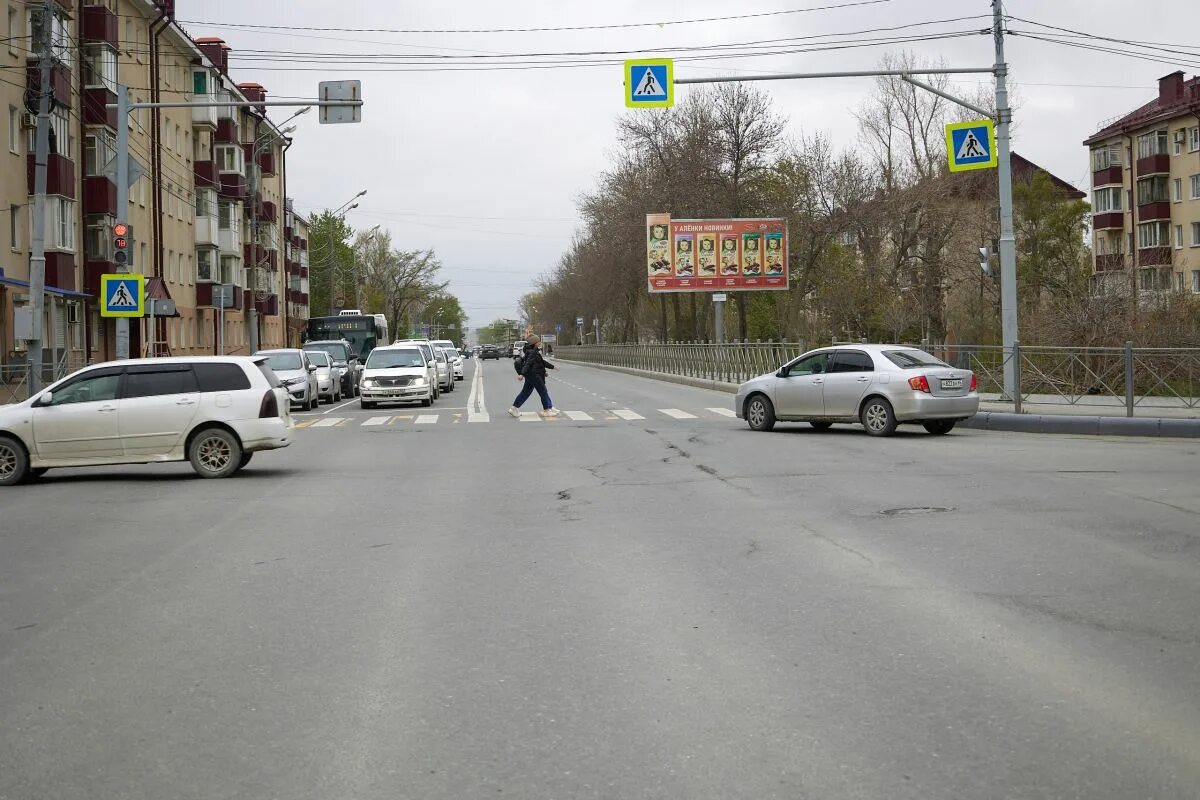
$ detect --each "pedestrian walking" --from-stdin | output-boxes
[508,335,559,418]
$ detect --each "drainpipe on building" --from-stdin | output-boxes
[1127,132,1138,319]
[148,7,168,355]
[281,135,293,344]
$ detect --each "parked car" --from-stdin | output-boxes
[735,344,979,436]
[392,339,442,401]
[434,341,465,381]
[0,356,293,485]
[303,339,361,397]
[306,350,340,403]
[359,345,434,409]
[480,344,500,360]
[256,349,319,411]
[433,346,454,393]
[512,341,526,357]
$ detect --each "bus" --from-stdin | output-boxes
[303,314,388,361]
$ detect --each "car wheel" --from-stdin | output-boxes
[308,393,318,411]
[421,397,432,407]
[361,400,375,410]
[923,420,956,435]
[809,421,833,431]
[237,453,253,470]
[188,427,242,479]
[860,397,898,437]
[745,395,776,432]
[0,435,30,486]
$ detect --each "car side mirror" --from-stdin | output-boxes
[776,369,787,378]
[35,391,53,406]
[307,364,317,373]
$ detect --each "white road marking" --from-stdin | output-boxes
[362,416,391,426]
[311,417,346,427]
[707,407,737,417]
[563,410,593,421]
[415,414,439,424]
[518,412,542,422]
[612,409,644,420]
[467,360,490,422]
[324,397,359,414]
[660,408,697,419]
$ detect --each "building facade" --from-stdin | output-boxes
[0,0,309,385]
[1084,71,1200,296]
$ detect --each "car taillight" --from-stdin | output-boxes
[969,373,977,392]
[908,375,931,393]
[259,390,279,418]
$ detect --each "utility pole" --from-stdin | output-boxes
[115,86,132,360]
[992,0,1019,399]
[26,1,53,391]
[247,120,260,355]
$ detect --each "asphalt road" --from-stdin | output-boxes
[2,358,1199,799]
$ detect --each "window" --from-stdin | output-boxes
[1136,130,1168,158]
[1136,176,1169,204]
[829,351,874,373]
[8,105,18,154]
[1093,186,1122,212]
[1191,126,1200,152]
[193,70,208,96]
[197,248,215,281]
[124,19,132,54]
[1092,145,1122,171]
[166,248,174,282]
[218,201,233,229]
[1175,130,1185,155]
[784,352,830,377]
[214,144,243,173]
[1191,174,1200,200]
[139,242,147,274]
[1139,268,1169,291]
[27,107,71,157]
[46,371,120,405]
[84,130,115,176]
[175,124,181,156]
[1176,272,1185,292]
[122,367,197,399]
[1175,225,1184,249]
[195,188,214,217]
[194,363,250,392]
[1193,271,1200,293]
[9,204,18,250]
[37,198,74,251]
[82,45,117,91]
[1173,178,1183,202]
[1137,221,1170,248]
[8,7,18,56]
[1192,222,1200,247]
[186,253,192,285]
[220,255,239,285]
[85,216,112,261]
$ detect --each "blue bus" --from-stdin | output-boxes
[303,314,388,362]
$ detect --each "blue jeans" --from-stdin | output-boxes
[513,375,552,409]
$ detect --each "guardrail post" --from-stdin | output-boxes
[1012,339,1022,414]
[1124,340,1134,418]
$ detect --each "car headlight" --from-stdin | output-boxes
[361,379,377,388]
[282,376,306,386]
[412,377,427,386]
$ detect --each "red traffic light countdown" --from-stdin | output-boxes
[113,222,132,267]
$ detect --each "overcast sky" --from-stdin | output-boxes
[189,1,1199,331]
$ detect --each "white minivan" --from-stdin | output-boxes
[0,357,293,485]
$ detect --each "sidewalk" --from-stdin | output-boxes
[979,392,1200,419]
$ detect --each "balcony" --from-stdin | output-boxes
[26,63,73,109]
[1139,246,1172,266]
[82,87,117,128]
[43,253,76,291]
[196,213,219,247]
[257,149,277,177]
[1095,253,1126,271]
[1135,154,1170,175]
[1137,201,1171,221]
[83,176,117,216]
[27,154,76,198]
[218,225,243,254]
[82,4,119,46]
[253,294,279,316]
[194,160,219,190]
[1092,166,1123,186]
[215,117,239,144]
[260,200,278,222]
[1093,212,1124,230]
[192,102,218,129]
[84,261,115,295]
[218,173,246,200]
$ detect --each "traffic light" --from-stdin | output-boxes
[978,244,991,276]
[113,222,131,268]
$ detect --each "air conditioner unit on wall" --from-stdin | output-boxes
[1176,131,1186,143]
[20,112,35,130]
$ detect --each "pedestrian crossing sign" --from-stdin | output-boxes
[946,119,997,172]
[100,274,144,317]
[625,59,673,108]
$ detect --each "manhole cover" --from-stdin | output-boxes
[879,506,955,517]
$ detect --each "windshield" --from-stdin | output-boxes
[366,349,425,369]
[263,352,302,371]
[883,349,949,369]
[307,352,331,367]
[304,343,349,363]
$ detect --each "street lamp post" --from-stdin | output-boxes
[319,190,366,315]
[354,225,380,310]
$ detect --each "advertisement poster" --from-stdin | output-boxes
[646,215,788,293]
[674,233,695,277]
[697,233,718,276]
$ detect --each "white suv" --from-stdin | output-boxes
[0,356,293,485]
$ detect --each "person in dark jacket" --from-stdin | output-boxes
[508,335,559,417]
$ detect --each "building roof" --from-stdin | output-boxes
[1010,152,1086,200]
[1084,71,1200,145]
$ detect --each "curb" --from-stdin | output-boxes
[961,412,1200,438]
[558,359,1200,439]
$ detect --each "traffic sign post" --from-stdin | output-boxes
[946,119,997,172]
[100,274,144,318]
[625,59,673,108]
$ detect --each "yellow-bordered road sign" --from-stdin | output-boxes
[946,119,997,172]
[100,274,144,317]
[625,59,673,108]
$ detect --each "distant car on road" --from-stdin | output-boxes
[303,339,361,397]
[359,345,434,409]
[433,340,465,381]
[480,344,501,360]
[257,349,319,411]
[0,356,293,485]
[305,350,340,403]
[735,344,979,436]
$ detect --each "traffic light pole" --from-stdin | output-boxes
[115,87,131,360]
[26,0,53,392]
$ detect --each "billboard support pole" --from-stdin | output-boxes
[713,297,725,344]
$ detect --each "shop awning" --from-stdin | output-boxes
[0,268,92,299]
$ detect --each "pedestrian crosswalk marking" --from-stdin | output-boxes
[298,406,743,429]
[613,409,644,420]
[707,407,736,417]
[518,412,542,422]
[362,416,390,426]
[415,414,438,424]
[293,419,316,428]
[563,410,593,421]
[660,408,697,419]
[311,417,346,427]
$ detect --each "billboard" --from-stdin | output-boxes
[647,214,788,293]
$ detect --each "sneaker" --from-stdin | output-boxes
[541,408,561,417]
[507,406,520,417]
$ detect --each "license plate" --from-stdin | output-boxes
[941,378,963,390]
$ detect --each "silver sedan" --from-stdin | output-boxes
[735,344,979,436]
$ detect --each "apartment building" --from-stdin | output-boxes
[1085,71,1200,296]
[0,0,309,380]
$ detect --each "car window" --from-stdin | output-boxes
[304,343,349,363]
[46,372,121,406]
[307,352,331,367]
[829,351,874,373]
[123,367,199,399]
[262,353,302,371]
[194,363,251,392]
[417,344,433,362]
[883,349,949,369]
[435,349,446,363]
[366,349,425,369]
[785,352,830,377]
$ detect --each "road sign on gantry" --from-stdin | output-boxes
[946,119,997,172]
[318,80,362,124]
[625,59,673,108]
[100,274,144,318]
